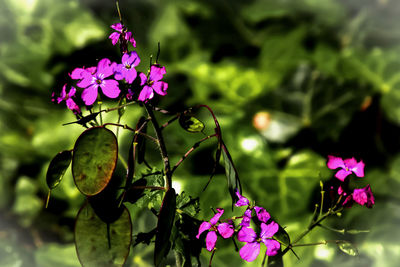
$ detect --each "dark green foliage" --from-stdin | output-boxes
[154,188,176,267]
[179,113,205,133]
[46,150,72,189]
[75,203,132,267]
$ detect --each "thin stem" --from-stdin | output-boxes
[144,104,172,190]
[209,250,216,267]
[115,0,123,24]
[130,186,165,190]
[98,101,103,125]
[161,114,180,129]
[118,152,128,169]
[104,101,137,113]
[171,134,217,174]
[103,123,159,144]
[319,181,324,218]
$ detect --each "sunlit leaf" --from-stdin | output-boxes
[176,191,200,217]
[75,203,132,267]
[46,150,72,189]
[154,188,176,267]
[179,114,205,133]
[72,127,118,196]
[118,97,126,117]
[337,241,359,256]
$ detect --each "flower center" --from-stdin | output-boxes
[125,64,131,69]
[96,79,102,85]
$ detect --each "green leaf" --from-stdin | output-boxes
[221,142,242,207]
[179,114,205,133]
[72,127,118,196]
[337,241,359,256]
[274,225,291,247]
[62,112,101,127]
[46,150,72,189]
[75,203,132,267]
[176,191,200,217]
[154,188,176,267]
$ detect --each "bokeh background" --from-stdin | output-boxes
[1,0,400,266]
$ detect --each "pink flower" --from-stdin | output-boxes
[353,185,375,208]
[196,208,234,251]
[238,222,280,262]
[327,156,365,181]
[235,190,250,207]
[114,51,140,84]
[52,84,80,114]
[109,23,136,48]
[138,65,168,102]
[76,58,120,106]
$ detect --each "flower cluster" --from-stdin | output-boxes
[196,190,280,262]
[327,156,375,208]
[52,22,168,113]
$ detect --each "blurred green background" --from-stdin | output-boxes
[1,0,400,266]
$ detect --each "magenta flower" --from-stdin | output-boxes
[109,23,136,47]
[52,84,80,114]
[327,156,365,181]
[353,185,375,208]
[76,58,120,106]
[238,222,280,262]
[138,65,168,102]
[69,66,96,81]
[196,208,234,251]
[254,206,270,223]
[114,51,140,84]
[240,209,252,227]
[235,190,250,207]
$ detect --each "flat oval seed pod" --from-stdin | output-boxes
[72,127,118,196]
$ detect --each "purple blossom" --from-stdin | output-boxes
[237,222,280,262]
[69,66,96,81]
[52,84,80,114]
[114,51,140,84]
[254,206,270,223]
[76,58,120,106]
[240,209,252,227]
[352,185,375,208]
[196,208,234,251]
[327,156,365,181]
[138,65,168,102]
[109,23,136,47]
[235,190,250,207]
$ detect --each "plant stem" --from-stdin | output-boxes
[144,104,172,190]
[171,134,217,174]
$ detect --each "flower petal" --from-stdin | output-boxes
[66,98,81,114]
[81,85,98,106]
[344,158,358,169]
[217,223,234,238]
[239,242,260,262]
[335,169,352,181]
[260,221,279,239]
[237,227,257,243]
[353,185,374,208]
[139,73,147,86]
[138,86,154,101]
[351,161,365,177]
[327,156,345,170]
[254,206,270,223]
[109,32,120,45]
[263,239,280,256]
[196,221,212,239]
[124,69,138,84]
[68,86,76,98]
[100,79,120,99]
[209,208,224,225]
[110,23,123,31]
[235,189,249,207]
[149,65,166,82]
[206,231,218,251]
[151,81,168,96]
